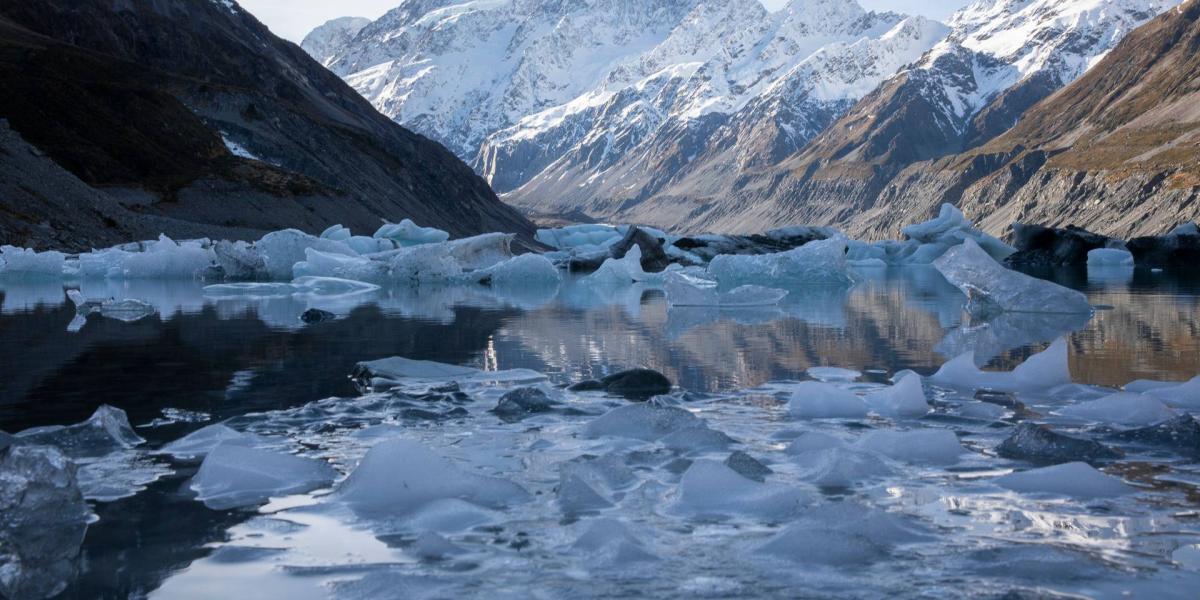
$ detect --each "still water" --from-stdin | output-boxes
[1,265,1199,599]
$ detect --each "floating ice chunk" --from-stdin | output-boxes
[0,444,91,600]
[443,233,514,270]
[899,204,1015,263]
[787,381,869,419]
[903,204,972,243]
[784,432,846,454]
[345,235,393,255]
[320,224,353,242]
[1142,376,1200,409]
[212,240,266,280]
[934,239,1091,315]
[856,429,964,465]
[806,367,862,382]
[256,229,356,280]
[17,405,144,457]
[930,338,1072,392]
[409,531,467,561]
[155,424,266,461]
[1057,392,1176,426]
[994,462,1132,498]
[584,245,659,285]
[707,237,853,286]
[0,245,66,278]
[571,519,657,566]
[293,248,388,281]
[556,454,636,515]
[584,404,706,441]
[536,225,622,251]
[659,427,736,453]
[66,289,156,327]
[1087,248,1134,266]
[352,356,544,393]
[663,272,786,307]
[672,460,808,521]
[373,219,450,246]
[865,373,930,418]
[1124,378,1180,394]
[334,439,529,515]
[191,444,336,509]
[847,240,887,265]
[755,503,928,565]
[791,447,894,488]
[476,253,561,286]
[291,276,381,298]
[118,235,216,279]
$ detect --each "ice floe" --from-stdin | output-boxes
[190,444,336,509]
[930,338,1072,392]
[707,236,853,287]
[934,239,1092,316]
[788,381,869,419]
[994,462,1133,498]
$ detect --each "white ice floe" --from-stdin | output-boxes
[353,356,544,392]
[671,459,809,521]
[662,272,787,307]
[373,219,450,246]
[865,373,930,418]
[1057,392,1176,426]
[293,249,389,281]
[934,239,1092,315]
[118,235,215,279]
[536,224,623,251]
[856,429,965,465]
[755,503,929,565]
[787,381,869,419]
[994,462,1132,498]
[930,338,1072,392]
[784,432,847,454]
[257,229,357,280]
[1087,248,1134,266]
[190,444,337,509]
[475,253,562,286]
[155,424,268,461]
[570,518,658,566]
[0,246,66,278]
[791,447,895,488]
[707,237,853,287]
[334,439,530,517]
[584,404,709,442]
[1141,376,1200,409]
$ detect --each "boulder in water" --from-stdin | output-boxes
[609,226,670,273]
[1127,225,1200,269]
[1005,224,1116,267]
[1108,415,1200,456]
[996,423,1122,464]
[569,368,672,400]
[300,308,336,323]
[493,387,559,420]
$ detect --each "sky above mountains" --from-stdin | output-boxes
[239,0,973,42]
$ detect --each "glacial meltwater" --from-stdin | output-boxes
[2,267,1200,599]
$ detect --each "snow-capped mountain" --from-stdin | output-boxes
[301,16,371,67]
[487,0,947,211]
[323,0,703,159]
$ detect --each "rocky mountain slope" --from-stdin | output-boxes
[0,0,532,251]
[643,0,1189,237]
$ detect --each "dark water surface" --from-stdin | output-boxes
[1,265,1199,598]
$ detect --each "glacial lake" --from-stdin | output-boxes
[2,265,1200,599]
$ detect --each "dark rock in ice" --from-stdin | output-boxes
[0,445,91,600]
[493,387,559,420]
[15,405,144,458]
[1004,224,1115,267]
[569,369,672,400]
[609,226,671,274]
[672,227,833,262]
[1107,415,1200,456]
[300,308,337,323]
[1127,225,1200,269]
[996,423,1122,464]
[723,451,772,482]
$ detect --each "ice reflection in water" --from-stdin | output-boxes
[0,266,1198,599]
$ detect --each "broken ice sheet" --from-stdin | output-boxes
[351,356,545,394]
[934,238,1092,316]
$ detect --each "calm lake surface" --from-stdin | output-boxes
[2,265,1199,599]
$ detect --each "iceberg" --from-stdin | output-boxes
[1142,375,1200,409]
[755,503,928,565]
[933,239,1092,316]
[791,447,894,488]
[293,248,388,281]
[856,429,965,465]
[536,224,623,251]
[707,237,853,286]
[864,373,930,418]
[334,439,529,515]
[320,224,353,242]
[893,204,1015,265]
[118,235,215,279]
[671,459,809,521]
[994,462,1132,498]
[155,424,267,461]
[0,444,91,600]
[373,219,450,246]
[190,444,337,509]
[930,338,1072,392]
[0,245,67,278]
[475,253,561,286]
[583,404,708,441]
[1087,248,1134,266]
[1057,392,1176,426]
[663,272,787,307]
[787,381,869,419]
[255,229,357,280]
[570,519,658,566]
[212,240,267,280]
[16,405,144,457]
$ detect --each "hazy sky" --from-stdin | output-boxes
[241,0,972,43]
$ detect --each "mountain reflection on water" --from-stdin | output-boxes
[2,266,1198,431]
[1,265,1199,599]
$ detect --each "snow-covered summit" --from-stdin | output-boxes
[300,16,371,67]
